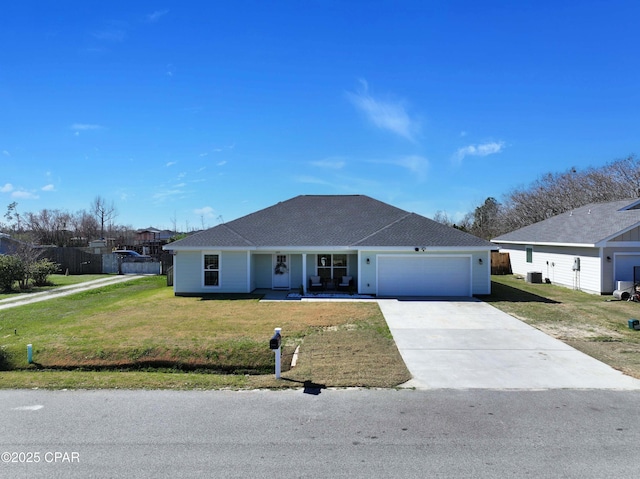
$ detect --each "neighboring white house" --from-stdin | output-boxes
[492,198,640,295]
[164,195,495,297]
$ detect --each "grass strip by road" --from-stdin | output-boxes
[0,275,410,389]
[485,275,640,379]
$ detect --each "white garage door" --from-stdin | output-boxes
[377,255,471,297]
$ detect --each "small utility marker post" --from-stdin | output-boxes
[27,344,33,364]
[269,328,282,379]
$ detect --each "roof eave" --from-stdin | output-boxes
[493,239,596,248]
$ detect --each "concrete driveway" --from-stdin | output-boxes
[0,275,145,311]
[378,298,640,390]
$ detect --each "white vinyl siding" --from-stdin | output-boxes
[253,254,272,289]
[500,245,601,294]
[219,251,250,292]
[173,250,250,294]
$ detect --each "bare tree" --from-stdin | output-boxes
[11,242,44,289]
[170,211,178,233]
[3,202,21,233]
[498,155,640,234]
[91,196,118,239]
[432,210,454,227]
[432,210,472,232]
[23,209,74,246]
[69,210,99,245]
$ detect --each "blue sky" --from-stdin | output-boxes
[1,1,639,231]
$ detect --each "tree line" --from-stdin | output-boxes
[3,155,639,246]
[434,154,640,240]
[1,196,125,247]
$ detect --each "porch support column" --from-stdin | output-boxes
[246,251,252,293]
[302,253,307,294]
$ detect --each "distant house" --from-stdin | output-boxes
[163,195,495,297]
[0,233,21,255]
[135,227,175,256]
[492,198,640,294]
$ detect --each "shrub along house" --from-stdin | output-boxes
[492,198,640,294]
[164,195,495,297]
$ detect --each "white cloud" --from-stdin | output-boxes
[152,189,184,202]
[92,30,126,42]
[216,161,227,166]
[346,79,420,142]
[453,141,505,165]
[41,184,55,192]
[2,150,10,156]
[71,123,102,132]
[147,9,169,22]
[310,158,346,170]
[12,190,39,200]
[166,161,177,167]
[368,155,429,182]
[395,155,429,181]
[1,183,13,193]
[194,206,215,218]
[294,175,332,186]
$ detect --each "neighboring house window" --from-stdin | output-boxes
[526,247,533,263]
[204,254,220,287]
[317,254,347,281]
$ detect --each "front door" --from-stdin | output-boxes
[273,254,290,289]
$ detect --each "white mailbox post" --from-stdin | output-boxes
[269,327,282,379]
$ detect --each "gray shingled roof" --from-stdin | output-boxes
[492,199,640,245]
[169,195,493,249]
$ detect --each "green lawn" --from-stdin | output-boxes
[5,273,634,390]
[0,276,410,389]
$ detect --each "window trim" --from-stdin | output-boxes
[316,254,348,281]
[525,246,533,263]
[203,251,221,289]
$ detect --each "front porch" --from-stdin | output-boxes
[251,251,359,294]
[254,288,375,301]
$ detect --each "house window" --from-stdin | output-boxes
[204,254,220,287]
[526,247,533,263]
[317,254,347,281]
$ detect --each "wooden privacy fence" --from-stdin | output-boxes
[166,266,174,286]
[491,251,512,275]
[40,247,103,275]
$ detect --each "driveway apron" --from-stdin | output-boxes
[378,298,640,390]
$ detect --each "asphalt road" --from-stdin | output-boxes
[1,388,639,478]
